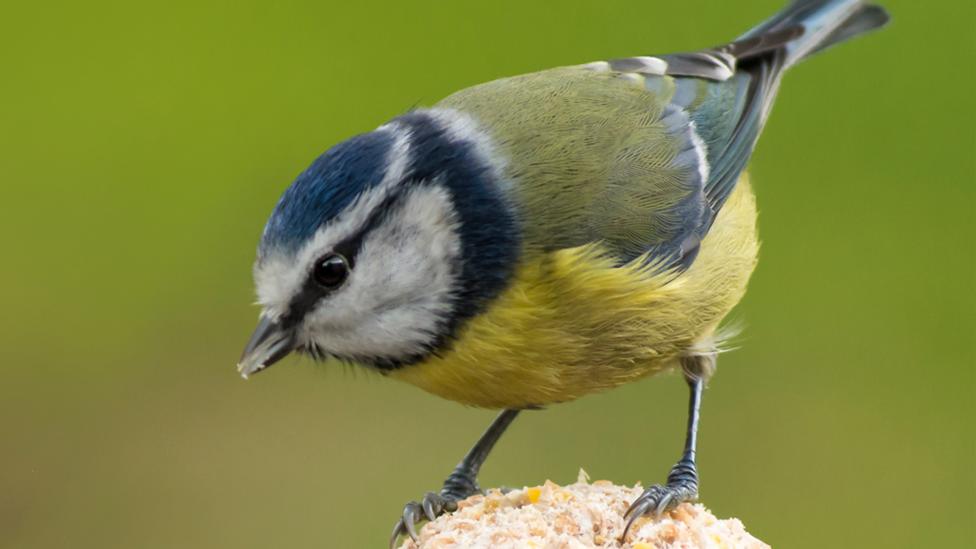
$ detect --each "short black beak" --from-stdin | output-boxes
[237,315,296,379]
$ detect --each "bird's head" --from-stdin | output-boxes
[238,109,520,377]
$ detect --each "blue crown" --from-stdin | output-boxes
[259,130,395,257]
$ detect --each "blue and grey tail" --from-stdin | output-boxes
[647,1,889,255]
[729,0,889,70]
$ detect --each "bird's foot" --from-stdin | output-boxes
[389,471,479,548]
[621,458,699,540]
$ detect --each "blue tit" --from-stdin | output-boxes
[236,0,888,544]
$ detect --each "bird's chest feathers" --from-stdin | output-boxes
[389,246,694,408]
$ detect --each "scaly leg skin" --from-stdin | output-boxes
[390,409,520,548]
[622,356,711,541]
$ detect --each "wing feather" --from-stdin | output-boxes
[436,1,886,270]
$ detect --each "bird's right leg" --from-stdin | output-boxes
[389,408,520,548]
[622,355,712,541]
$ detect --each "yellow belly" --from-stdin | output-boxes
[390,176,759,409]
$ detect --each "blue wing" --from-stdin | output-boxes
[611,0,887,269]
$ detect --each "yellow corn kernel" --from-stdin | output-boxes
[526,487,542,503]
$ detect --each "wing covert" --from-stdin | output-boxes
[436,46,782,270]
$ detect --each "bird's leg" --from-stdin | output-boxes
[622,356,711,541]
[390,409,520,547]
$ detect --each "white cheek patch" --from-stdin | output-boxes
[301,184,462,360]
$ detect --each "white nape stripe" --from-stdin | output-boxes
[687,120,711,185]
[376,123,413,190]
[254,126,414,318]
[424,107,510,191]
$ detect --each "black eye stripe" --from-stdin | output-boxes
[332,187,407,265]
[281,187,410,328]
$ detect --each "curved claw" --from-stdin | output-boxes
[622,501,647,540]
[389,520,406,549]
[620,483,696,542]
[623,498,639,521]
[624,485,660,520]
[419,492,454,523]
[403,503,420,541]
[421,499,436,522]
[390,492,461,548]
[389,502,421,549]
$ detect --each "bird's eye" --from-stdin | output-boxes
[312,254,349,289]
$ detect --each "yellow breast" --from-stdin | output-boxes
[390,176,759,409]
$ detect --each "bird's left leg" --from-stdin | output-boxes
[622,355,712,540]
[390,409,520,548]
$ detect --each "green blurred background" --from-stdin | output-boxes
[1,1,973,547]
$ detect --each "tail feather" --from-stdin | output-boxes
[733,0,889,69]
[807,4,890,58]
[694,1,888,219]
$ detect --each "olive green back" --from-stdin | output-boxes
[439,67,688,260]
